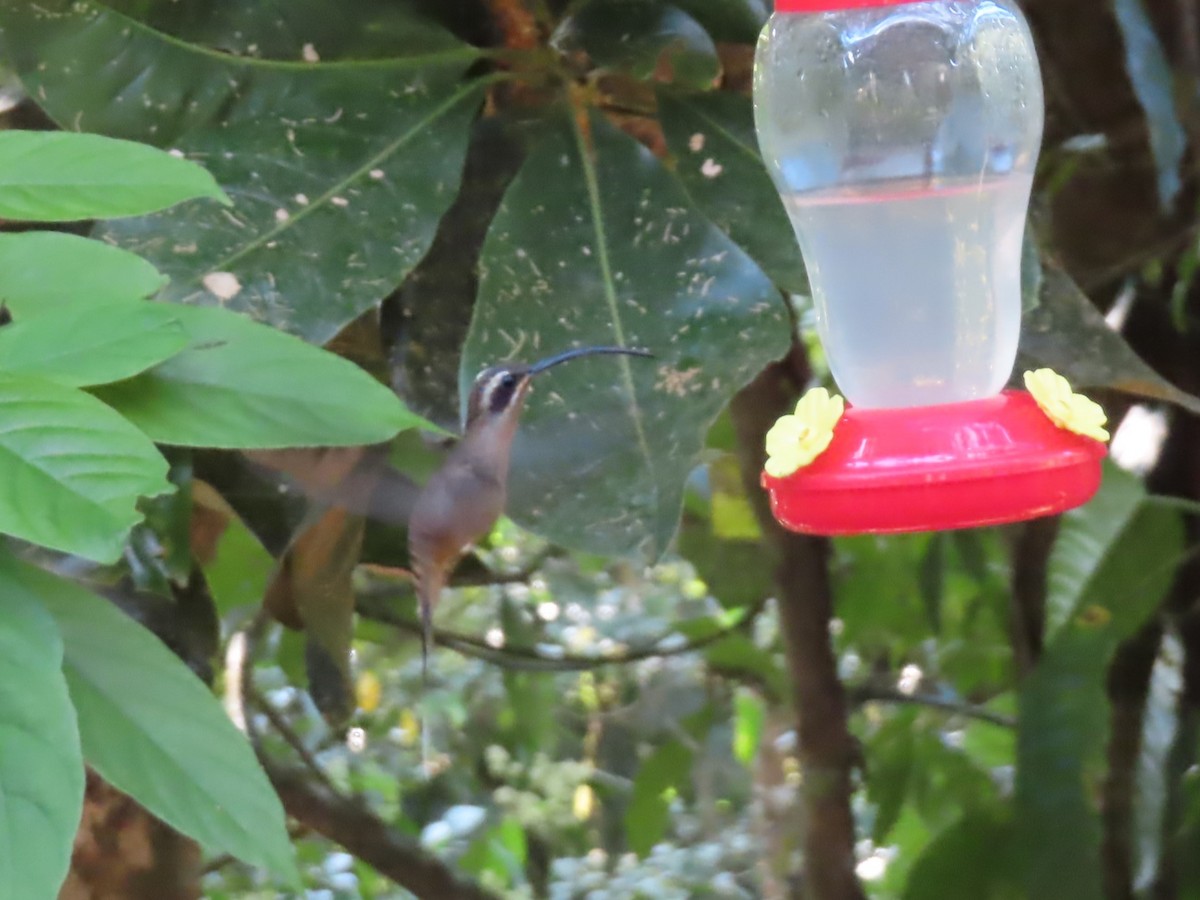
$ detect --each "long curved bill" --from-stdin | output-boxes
[527,345,654,375]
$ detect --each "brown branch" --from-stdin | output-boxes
[247,686,338,794]
[730,346,865,900]
[1008,515,1059,679]
[847,684,1016,729]
[262,759,500,900]
[355,591,766,672]
[231,614,498,899]
[483,0,541,52]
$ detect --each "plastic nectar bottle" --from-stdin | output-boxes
[754,0,1044,409]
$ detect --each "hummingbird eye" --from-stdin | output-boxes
[500,373,517,388]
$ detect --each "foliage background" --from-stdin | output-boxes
[2,0,1200,898]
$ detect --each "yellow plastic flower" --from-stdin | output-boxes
[764,387,845,478]
[355,670,382,713]
[1023,368,1109,442]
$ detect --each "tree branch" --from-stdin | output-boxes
[231,613,498,899]
[846,684,1016,729]
[730,347,865,900]
[356,592,766,672]
[261,758,501,900]
[1008,515,1059,679]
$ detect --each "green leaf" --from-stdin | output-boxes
[1016,477,1185,900]
[918,532,946,634]
[102,0,467,61]
[625,739,693,856]
[1112,0,1187,208]
[1044,462,1145,640]
[834,534,931,654]
[0,560,83,900]
[554,1,720,90]
[203,512,274,614]
[0,372,170,562]
[732,689,765,765]
[0,130,227,221]
[92,304,430,447]
[670,0,766,42]
[0,302,188,387]
[459,817,528,887]
[12,557,297,882]
[1018,261,1200,416]
[866,710,917,844]
[658,90,808,294]
[3,0,481,343]
[673,615,787,697]
[679,458,771,609]
[466,108,787,557]
[0,232,167,317]
[903,809,1020,900]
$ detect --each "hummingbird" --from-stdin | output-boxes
[407,345,653,677]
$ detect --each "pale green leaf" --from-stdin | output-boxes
[0,302,188,386]
[732,689,765,765]
[92,304,433,447]
[0,373,171,562]
[0,130,227,221]
[3,0,481,343]
[0,232,167,317]
[0,558,83,900]
[12,557,297,882]
[625,739,693,857]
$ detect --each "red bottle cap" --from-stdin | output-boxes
[761,391,1107,535]
[775,0,913,11]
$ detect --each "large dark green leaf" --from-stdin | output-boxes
[0,372,171,563]
[1016,469,1185,900]
[658,90,807,294]
[3,0,482,343]
[92,304,430,447]
[553,1,720,90]
[1043,462,1146,639]
[903,809,1020,900]
[0,130,228,221]
[465,109,787,557]
[0,302,188,387]
[13,557,297,882]
[0,558,83,900]
[101,0,465,61]
[1018,261,1200,415]
[670,0,766,42]
[0,232,167,316]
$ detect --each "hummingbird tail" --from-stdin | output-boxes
[416,566,444,686]
[420,596,432,684]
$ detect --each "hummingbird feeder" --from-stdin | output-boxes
[753,0,1107,534]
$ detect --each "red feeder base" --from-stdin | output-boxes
[761,390,1107,535]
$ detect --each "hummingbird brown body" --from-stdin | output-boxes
[407,347,652,676]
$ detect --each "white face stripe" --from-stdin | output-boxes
[478,369,525,414]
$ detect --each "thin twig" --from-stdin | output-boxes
[846,684,1016,729]
[247,686,339,794]
[229,610,498,898]
[355,592,767,672]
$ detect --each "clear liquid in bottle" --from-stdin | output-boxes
[754,0,1044,408]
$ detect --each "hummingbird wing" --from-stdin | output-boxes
[244,446,423,527]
